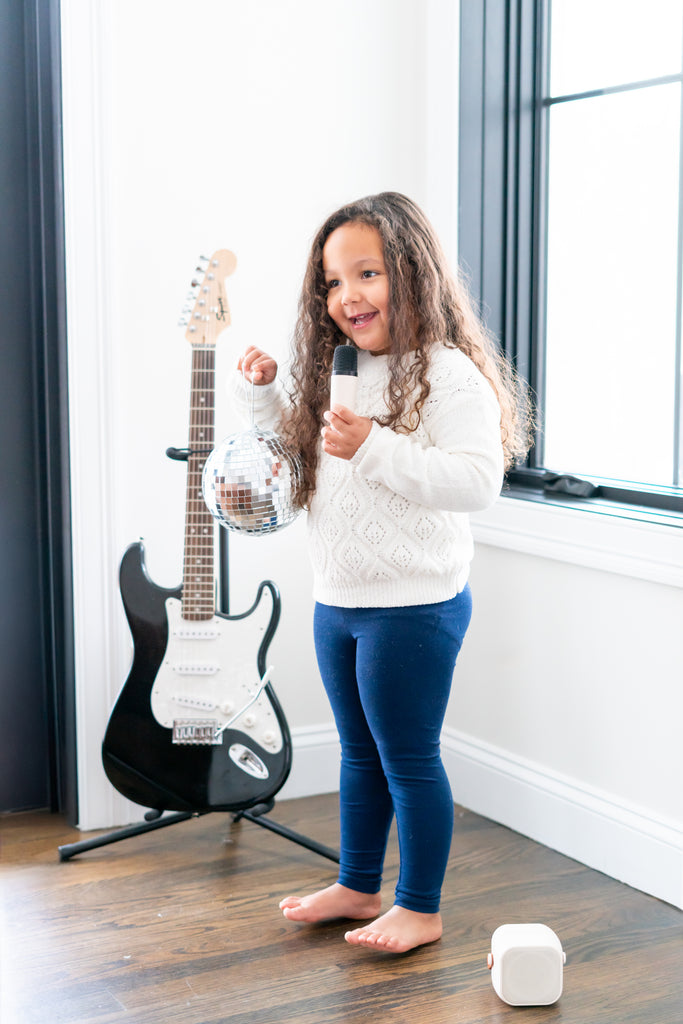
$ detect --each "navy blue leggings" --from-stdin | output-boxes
[313,587,472,913]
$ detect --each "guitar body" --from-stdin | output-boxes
[102,541,292,813]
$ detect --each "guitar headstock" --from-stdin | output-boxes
[178,249,237,347]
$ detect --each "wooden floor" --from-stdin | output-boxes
[1,794,681,1024]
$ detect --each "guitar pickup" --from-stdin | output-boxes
[172,719,222,745]
[171,663,219,675]
[172,625,221,640]
[172,694,216,711]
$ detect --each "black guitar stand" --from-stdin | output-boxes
[58,800,339,862]
[58,447,339,865]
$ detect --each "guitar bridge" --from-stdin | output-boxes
[172,719,222,745]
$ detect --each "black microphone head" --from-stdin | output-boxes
[332,344,358,376]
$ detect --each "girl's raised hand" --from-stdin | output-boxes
[238,345,278,385]
[322,406,372,461]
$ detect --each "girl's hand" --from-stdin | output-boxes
[322,406,372,461]
[238,345,278,385]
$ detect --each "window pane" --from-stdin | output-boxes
[550,0,683,97]
[543,84,680,487]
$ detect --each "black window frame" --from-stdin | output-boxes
[458,0,683,521]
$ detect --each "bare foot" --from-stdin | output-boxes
[344,905,442,953]
[279,882,381,924]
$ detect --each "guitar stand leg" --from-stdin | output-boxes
[233,806,340,864]
[57,811,197,861]
[58,805,339,864]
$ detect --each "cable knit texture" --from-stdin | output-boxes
[228,346,504,608]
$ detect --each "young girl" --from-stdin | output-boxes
[232,192,530,953]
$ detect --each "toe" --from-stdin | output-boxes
[279,896,302,910]
[282,903,308,920]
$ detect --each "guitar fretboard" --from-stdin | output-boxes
[182,347,216,620]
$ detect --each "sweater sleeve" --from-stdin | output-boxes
[226,370,288,431]
[351,374,504,514]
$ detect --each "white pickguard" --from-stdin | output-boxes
[150,597,283,752]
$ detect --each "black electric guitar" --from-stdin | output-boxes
[102,251,292,814]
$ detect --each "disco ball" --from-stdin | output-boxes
[202,426,303,536]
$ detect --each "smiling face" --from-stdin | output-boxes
[322,221,391,355]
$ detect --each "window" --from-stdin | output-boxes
[459,0,683,517]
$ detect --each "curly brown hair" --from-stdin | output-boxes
[279,191,532,508]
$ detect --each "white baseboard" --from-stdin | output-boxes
[278,725,341,802]
[441,727,683,911]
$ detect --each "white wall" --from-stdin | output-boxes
[61,0,682,908]
[448,500,683,908]
[61,0,458,829]
[453,549,681,813]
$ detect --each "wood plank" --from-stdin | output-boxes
[1,796,681,1023]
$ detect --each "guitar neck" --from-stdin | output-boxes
[182,346,216,620]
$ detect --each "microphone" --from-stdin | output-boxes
[330,345,358,412]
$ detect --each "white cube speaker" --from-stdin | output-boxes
[487,924,566,1006]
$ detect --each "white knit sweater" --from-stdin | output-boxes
[228,346,504,608]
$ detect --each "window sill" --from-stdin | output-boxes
[470,491,683,588]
